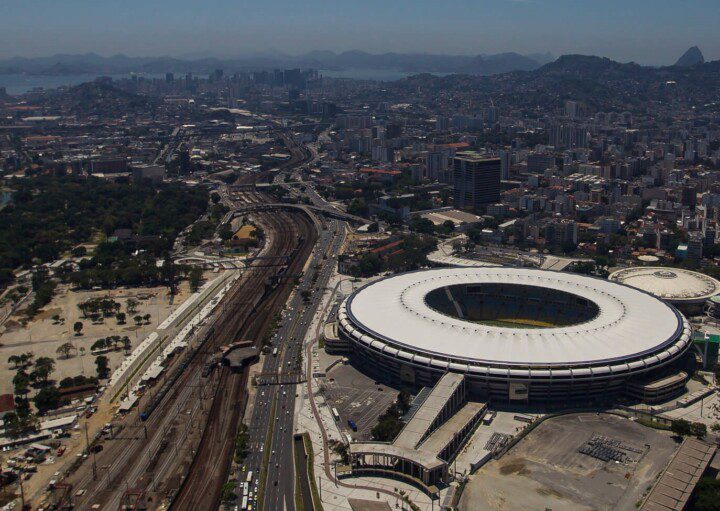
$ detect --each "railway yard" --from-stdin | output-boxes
[39,133,333,511]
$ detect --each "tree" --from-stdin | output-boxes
[221,482,237,503]
[188,267,203,292]
[398,389,412,414]
[0,268,15,288]
[11,352,35,370]
[219,224,233,241]
[126,298,139,314]
[51,314,61,324]
[73,321,84,336]
[133,315,143,326]
[31,357,55,387]
[8,355,22,369]
[143,313,151,325]
[408,217,435,235]
[671,418,693,437]
[160,255,178,294]
[13,370,31,397]
[691,478,720,511]
[95,355,110,379]
[691,422,708,439]
[34,387,63,414]
[71,246,87,258]
[116,312,126,324]
[91,339,109,352]
[21,352,34,368]
[331,441,350,464]
[56,342,75,359]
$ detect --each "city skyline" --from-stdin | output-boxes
[2,0,719,64]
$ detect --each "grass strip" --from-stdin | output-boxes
[302,432,324,511]
[293,438,305,511]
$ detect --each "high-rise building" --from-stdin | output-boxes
[687,232,704,261]
[385,123,402,139]
[549,124,590,148]
[499,149,512,180]
[527,153,557,174]
[424,151,446,182]
[435,116,450,131]
[165,73,174,84]
[564,100,580,119]
[545,219,578,249]
[483,106,498,124]
[453,153,501,210]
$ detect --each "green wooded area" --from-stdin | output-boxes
[0,175,208,274]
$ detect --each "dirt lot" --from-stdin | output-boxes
[0,282,192,395]
[460,413,678,511]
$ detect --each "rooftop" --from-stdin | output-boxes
[641,438,716,511]
[609,266,720,303]
[344,267,686,366]
[395,372,464,450]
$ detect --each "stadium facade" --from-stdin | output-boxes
[337,268,693,404]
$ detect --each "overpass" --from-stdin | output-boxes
[230,202,366,224]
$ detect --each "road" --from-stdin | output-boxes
[61,204,309,510]
[240,217,346,511]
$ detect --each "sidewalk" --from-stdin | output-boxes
[294,270,448,511]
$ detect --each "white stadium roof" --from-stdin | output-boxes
[608,266,720,304]
[344,267,685,367]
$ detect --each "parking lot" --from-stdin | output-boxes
[323,362,399,441]
[460,413,678,511]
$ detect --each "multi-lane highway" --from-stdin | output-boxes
[239,216,346,511]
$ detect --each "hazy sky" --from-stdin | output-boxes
[2,0,718,64]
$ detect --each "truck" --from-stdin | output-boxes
[347,419,357,432]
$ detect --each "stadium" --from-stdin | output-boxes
[608,266,720,315]
[337,267,694,404]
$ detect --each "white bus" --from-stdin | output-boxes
[246,470,253,483]
[331,407,340,422]
[241,496,248,510]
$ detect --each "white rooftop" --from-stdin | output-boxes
[609,267,720,303]
[345,267,684,366]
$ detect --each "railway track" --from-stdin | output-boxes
[167,135,316,509]
[169,210,317,510]
[59,129,315,510]
[62,212,308,509]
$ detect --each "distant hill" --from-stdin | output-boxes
[675,46,705,66]
[0,50,553,77]
[31,81,159,117]
[396,53,720,112]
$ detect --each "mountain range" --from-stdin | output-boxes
[0,50,556,76]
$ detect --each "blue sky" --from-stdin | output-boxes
[1,0,718,64]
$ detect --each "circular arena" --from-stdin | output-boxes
[608,266,720,314]
[337,268,694,403]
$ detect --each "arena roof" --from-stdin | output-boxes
[609,267,720,304]
[344,268,686,367]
